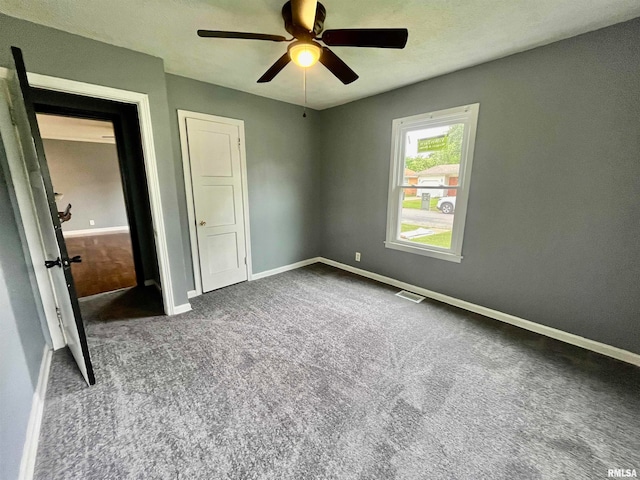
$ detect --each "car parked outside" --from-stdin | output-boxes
[436,196,456,214]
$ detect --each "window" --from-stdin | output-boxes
[385,104,479,262]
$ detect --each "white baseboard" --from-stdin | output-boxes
[317,257,640,367]
[78,286,134,302]
[145,280,188,315]
[172,303,192,315]
[187,290,198,299]
[227,254,640,366]
[19,345,52,480]
[63,226,129,237]
[144,279,162,293]
[251,257,322,280]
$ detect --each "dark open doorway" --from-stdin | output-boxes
[32,88,162,304]
[37,114,138,297]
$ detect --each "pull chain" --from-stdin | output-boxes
[303,68,307,118]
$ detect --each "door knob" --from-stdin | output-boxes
[61,255,82,267]
[199,220,206,226]
[45,257,61,269]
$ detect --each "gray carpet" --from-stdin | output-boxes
[34,264,640,479]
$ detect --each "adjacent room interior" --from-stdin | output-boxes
[1,2,639,479]
[37,114,137,297]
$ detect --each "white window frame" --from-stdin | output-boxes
[385,103,480,262]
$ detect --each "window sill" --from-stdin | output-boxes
[384,240,463,263]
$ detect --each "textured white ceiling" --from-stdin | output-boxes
[3,1,640,109]
[37,114,115,144]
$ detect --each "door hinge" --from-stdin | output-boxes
[244,257,247,265]
[55,307,68,344]
[237,138,241,149]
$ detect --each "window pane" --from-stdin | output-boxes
[399,191,454,249]
[400,123,464,249]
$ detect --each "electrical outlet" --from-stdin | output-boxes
[355,252,361,262]
[89,220,95,226]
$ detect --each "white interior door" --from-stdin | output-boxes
[186,117,248,293]
[6,47,94,385]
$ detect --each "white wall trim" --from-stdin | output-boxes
[77,286,133,302]
[240,253,640,366]
[144,279,162,293]
[63,226,129,237]
[178,110,202,296]
[237,118,252,281]
[187,289,198,299]
[20,72,179,316]
[251,257,322,280]
[173,303,192,314]
[177,109,253,296]
[18,345,52,480]
[317,258,640,367]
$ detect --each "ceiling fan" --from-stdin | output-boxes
[197,0,408,85]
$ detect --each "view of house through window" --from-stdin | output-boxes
[386,104,479,261]
[401,123,465,249]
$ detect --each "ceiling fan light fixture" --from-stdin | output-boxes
[288,41,321,68]
[199,2,408,84]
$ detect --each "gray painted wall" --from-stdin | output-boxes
[319,18,640,354]
[44,139,129,232]
[0,11,638,477]
[165,74,322,288]
[0,138,46,480]
[0,13,189,305]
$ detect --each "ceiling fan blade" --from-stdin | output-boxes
[257,52,292,83]
[319,47,358,85]
[197,30,288,42]
[321,28,408,48]
[291,0,317,32]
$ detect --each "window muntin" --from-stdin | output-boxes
[386,104,479,262]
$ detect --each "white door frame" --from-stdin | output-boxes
[177,110,252,297]
[0,68,182,347]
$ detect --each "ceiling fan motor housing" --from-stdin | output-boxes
[282,1,326,39]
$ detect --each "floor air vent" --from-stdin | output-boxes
[395,290,425,303]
